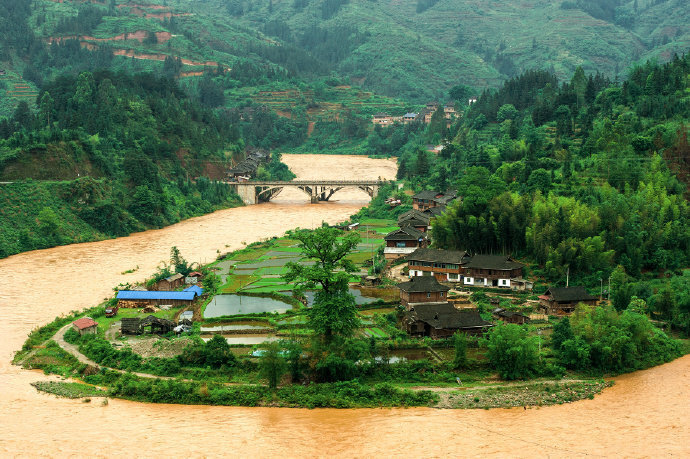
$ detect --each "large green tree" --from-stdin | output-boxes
[283,226,361,342]
[486,324,538,380]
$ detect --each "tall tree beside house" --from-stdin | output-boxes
[283,226,361,343]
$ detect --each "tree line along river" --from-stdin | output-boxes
[0,154,687,457]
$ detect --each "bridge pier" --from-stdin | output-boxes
[234,183,258,205]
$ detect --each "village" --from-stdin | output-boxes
[59,184,604,386]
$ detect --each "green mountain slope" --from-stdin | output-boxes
[202,0,689,100]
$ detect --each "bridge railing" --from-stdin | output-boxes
[232,180,386,186]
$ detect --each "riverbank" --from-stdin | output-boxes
[15,211,683,411]
[2,153,688,456]
[23,334,614,410]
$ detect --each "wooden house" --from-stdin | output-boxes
[383,226,429,260]
[412,189,457,211]
[72,317,98,336]
[492,308,530,324]
[406,248,470,282]
[397,209,431,233]
[462,255,524,288]
[538,286,598,315]
[404,303,492,338]
[155,273,184,291]
[397,276,450,309]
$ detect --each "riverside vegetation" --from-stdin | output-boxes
[16,226,687,409]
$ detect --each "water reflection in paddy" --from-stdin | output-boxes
[203,294,292,317]
[200,334,278,345]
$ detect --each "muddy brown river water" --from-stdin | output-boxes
[1,154,688,457]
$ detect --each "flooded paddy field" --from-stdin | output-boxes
[203,294,293,317]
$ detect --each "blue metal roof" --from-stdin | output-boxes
[183,285,203,297]
[116,290,196,301]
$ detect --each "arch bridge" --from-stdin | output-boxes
[229,180,384,205]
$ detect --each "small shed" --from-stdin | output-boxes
[492,308,530,325]
[155,273,184,290]
[72,317,98,336]
[140,315,176,334]
[121,318,142,335]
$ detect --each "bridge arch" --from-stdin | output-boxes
[229,180,384,205]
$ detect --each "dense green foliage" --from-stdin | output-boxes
[382,57,690,289]
[553,305,682,373]
[0,69,249,257]
[486,324,539,380]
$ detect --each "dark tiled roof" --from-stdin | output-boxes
[397,276,450,293]
[398,209,431,224]
[399,218,428,228]
[406,248,469,264]
[493,308,530,319]
[424,206,446,217]
[545,286,597,302]
[413,190,441,200]
[406,303,493,330]
[464,255,524,270]
[384,226,426,241]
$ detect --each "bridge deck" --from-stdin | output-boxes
[231,180,385,186]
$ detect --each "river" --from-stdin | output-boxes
[0,154,688,457]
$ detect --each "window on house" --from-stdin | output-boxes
[427,293,431,298]
[396,242,406,248]
[440,292,444,297]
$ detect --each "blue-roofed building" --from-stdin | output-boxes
[116,289,198,307]
[183,285,204,297]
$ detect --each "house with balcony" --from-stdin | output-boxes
[462,255,524,288]
[412,189,457,212]
[406,248,470,282]
[383,226,429,260]
[397,275,450,309]
[397,209,431,233]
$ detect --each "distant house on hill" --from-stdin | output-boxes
[412,189,457,211]
[383,226,429,260]
[538,286,598,315]
[372,113,393,125]
[406,248,470,282]
[462,255,524,288]
[403,112,418,123]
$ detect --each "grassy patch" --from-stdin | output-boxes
[443,380,614,409]
[31,381,106,399]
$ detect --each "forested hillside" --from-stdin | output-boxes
[214,0,689,101]
[0,70,249,258]
[361,55,690,331]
